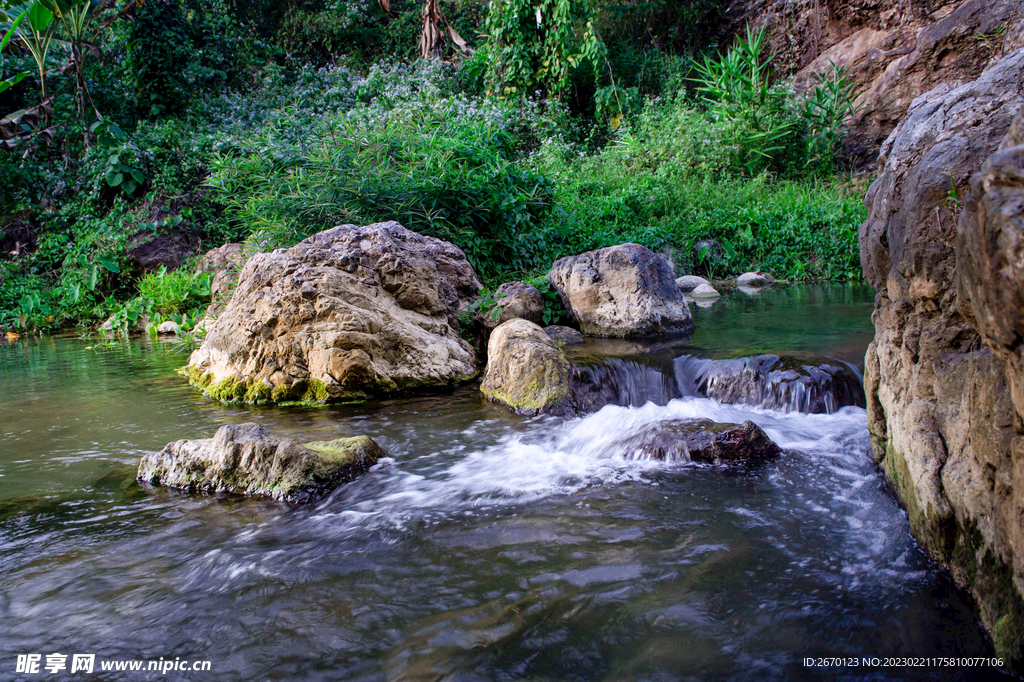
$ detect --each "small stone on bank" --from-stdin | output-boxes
[675,275,710,292]
[157,320,180,336]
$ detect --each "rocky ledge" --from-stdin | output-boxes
[138,423,384,504]
[860,48,1024,664]
[675,354,865,415]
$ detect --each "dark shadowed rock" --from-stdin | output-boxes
[548,243,693,337]
[617,418,781,464]
[675,354,865,414]
[544,325,584,346]
[125,226,200,275]
[137,423,384,504]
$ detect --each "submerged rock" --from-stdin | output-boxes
[548,243,693,338]
[184,222,480,404]
[478,282,545,329]
[481,318,569,414]
[675,275,710,293]
[675,354,865,414]
[568,357,676,415]
[544,325,584,346]
[616,418,781,464]
[137,423,384,504]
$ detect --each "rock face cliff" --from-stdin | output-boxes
[859,49,1024,663]
[730,0,1023,164]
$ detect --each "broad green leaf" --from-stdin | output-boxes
[27,2,52,31]
[97,255,120,273]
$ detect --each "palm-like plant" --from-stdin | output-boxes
[0,2,58,100]
[693,25,798,175]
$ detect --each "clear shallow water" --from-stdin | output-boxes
[0,286,1003,681]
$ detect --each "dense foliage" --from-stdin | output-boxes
[0,0,866,334]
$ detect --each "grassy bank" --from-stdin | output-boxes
[0,5,865,333]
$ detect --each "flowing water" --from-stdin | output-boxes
[0,286,1004,681]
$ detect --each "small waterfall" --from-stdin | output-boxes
[568,358,678,415]
[674,354,865,414]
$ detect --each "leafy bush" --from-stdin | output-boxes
[136,266,211,316]
[130,0,194,117]
[206,65,565,279]
[535,114,865,281]
[801,61,860,171]
[483,0,605,98]
[84,120,148,198]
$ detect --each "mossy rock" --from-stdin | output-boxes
[138,423,385,504]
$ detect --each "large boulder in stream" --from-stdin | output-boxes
[617,419,781,464]
[548,244,693,337]
[137,423,384,504]
[184,222,480,404]
[675,354,865,414]
[481,319,570,414]
[859,48,1024,664]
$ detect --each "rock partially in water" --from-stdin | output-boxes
[689,283,720,299]
[676,354,865,414]
[544,325,583,346]
[860,49,1024,664]
[736,272,773,288]
[478,282,545,329]
[481,319,569,414]
[156,320,180,336]
[548,243,693,338]
[137,423,384,504]
[675,275,710,293]
[616,418,781,464]
[184,221,480,404]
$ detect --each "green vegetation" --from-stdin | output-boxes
[1,0,866,334]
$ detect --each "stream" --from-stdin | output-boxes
[0,286,1003,681]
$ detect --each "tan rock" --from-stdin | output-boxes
[477,281,545,329]
[185,221,480,404]
[480,318,569,414]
